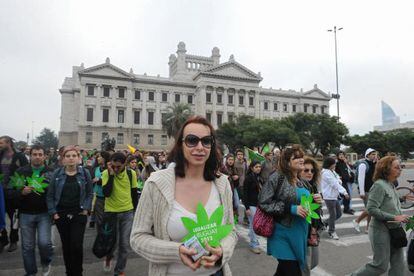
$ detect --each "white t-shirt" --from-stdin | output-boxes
[166,184,221,276]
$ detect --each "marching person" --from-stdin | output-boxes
[130,116,237,276]
[16,144,53,276]
[351,156,409,276]
[300,157,323,276]
[0,135,28,252]
[259,145,323,275]
[242,160,264,254]
[353,148,378,233]
[101,152,138,275]
[47,146,93,276]
[321,157,349,240]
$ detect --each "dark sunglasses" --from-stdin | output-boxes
[304,169,315,173]
[183,134,214,148]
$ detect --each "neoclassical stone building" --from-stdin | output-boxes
[59,42,331,150]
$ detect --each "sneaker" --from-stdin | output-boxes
[114,272,125,276]
[250,247,261,254]
[103,257,112,272]
[42,264,51,276]
[328,232,339,240]
[7,242,17,252]
[352,219,361,233]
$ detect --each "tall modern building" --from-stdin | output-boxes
[374,101,414,131]
[59,42,331,150]
[381,100,400,125]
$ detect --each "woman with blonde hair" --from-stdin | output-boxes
[47,146,93,276]
[130,116,237,276]
[352,156,409,276]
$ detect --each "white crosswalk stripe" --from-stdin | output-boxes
[236,195,414,275]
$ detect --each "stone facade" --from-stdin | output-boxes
[59,42,331,150]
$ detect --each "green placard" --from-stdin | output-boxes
[181,203,233,247]
[301,194,321,224]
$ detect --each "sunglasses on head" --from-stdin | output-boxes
[182,134,214,148]
[304,169,315,173]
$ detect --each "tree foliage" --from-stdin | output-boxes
[162,103,193,139]
[33,128,58,149]
[217,113,348,156]
[347,129,414,158]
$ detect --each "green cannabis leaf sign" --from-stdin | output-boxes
[181,203,233,247]
[301,194,321,224]
[10,173,26,189]
[406,216,414,231]
[26,174,48,194]
[11,172,48,194]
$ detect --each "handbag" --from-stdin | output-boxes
[253,207,274,237]
[92,212,118,258]
[388,226,407,248]
[253,175,284,237]
[307,227,319,247]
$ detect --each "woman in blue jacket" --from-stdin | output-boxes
[47,146,93,276]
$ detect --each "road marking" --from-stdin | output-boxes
[324,234,370,246]
[311,266,334,276]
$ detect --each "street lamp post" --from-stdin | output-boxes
[328,26,343,120]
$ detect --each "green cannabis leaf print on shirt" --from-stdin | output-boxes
[181,203,233,247]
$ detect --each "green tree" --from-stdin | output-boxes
[346,131,388,156]
[161,103,193,139]
[309,114,348,156]
[216,115,254,152]
[386,128,414,159]
[33,128,58,149]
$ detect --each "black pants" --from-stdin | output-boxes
[342,183,351,211]
[55,213,87,276]
[275,260,302,276]
[0,195,19,245]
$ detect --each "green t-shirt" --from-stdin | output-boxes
[32,166,45,177]
[102,169,137,212]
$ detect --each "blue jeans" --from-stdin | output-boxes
[20,213,53,275]
[247,206,259,248]
[233,188,240,210]
[109,210,134,274]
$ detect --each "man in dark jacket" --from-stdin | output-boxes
[0,135,29,253]
[16,144,53,276]
[335,151,354,214]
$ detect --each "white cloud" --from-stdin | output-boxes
[1,0,413,141]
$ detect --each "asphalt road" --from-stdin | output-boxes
[1,169,414,276]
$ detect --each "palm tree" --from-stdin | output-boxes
[162,103,193,139]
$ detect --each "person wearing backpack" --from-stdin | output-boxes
[102,152,138,276]
[352,148,378,233]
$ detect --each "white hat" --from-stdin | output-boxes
[365,148,376,157]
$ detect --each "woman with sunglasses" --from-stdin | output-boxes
[259,145,323,276]
[130,116,237,276]
[300,157,323,276]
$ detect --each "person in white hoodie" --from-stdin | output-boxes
[321,157,349,240]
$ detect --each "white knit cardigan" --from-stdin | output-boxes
[130,165,238,276]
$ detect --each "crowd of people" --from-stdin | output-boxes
[0,115,412,276]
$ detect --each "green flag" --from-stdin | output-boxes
[245,147,265,163]
[262,143,270,154]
